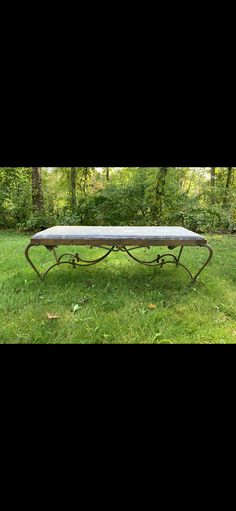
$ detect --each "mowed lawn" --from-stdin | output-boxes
[0,230,236,344]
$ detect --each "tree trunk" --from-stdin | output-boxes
[32,167,44,214]
[223,167,233,207]
[71,167,77,211]
[226,167,233,189]
[211,167,216,187]
[106,167,110,182]
[83,168,89,195]
[156,167,168,199]
[155,167,168,220]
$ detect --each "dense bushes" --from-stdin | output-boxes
[0,167,31,228]
[0,167,235,233]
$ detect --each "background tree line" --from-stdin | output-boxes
[0,167,235,233]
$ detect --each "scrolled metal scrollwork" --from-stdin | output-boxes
[25,244,116,281]
[25,243,213,282]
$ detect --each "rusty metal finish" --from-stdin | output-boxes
[122,247,183,266]
[25,242,213,282]
[25,244,116,281]
[123,245,213,281]
[192,244,213,281]
[25,244,44,281]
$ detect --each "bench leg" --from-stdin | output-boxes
[25,243,213,283]
[177,246,184,263]
[193,244,213,281]
[25,245,116,281]
[123,244,213,282]
[25,244,44,281]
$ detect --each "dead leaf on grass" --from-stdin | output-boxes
[148,304,157,310]
[47,313,60,320]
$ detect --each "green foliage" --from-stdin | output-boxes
[0,167,31,228]
[17,214,53,232]
[0,167,236,233]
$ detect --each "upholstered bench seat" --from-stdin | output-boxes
[25,226,213,282]
[31,226,207,246]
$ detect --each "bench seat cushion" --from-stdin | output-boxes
[31,226,207,247]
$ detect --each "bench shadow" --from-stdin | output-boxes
[21,262,199,292]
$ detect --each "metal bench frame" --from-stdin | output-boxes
[25,230,213,282]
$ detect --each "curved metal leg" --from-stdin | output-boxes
[52,247,59,263]
[177,246,184,263]
[123,246,194,280]
[193,244,213,281]
[25,244,44,281]
[25,245,116,281]
[25,243,213,282]
[123,245,213,282]
[42,246,116,280]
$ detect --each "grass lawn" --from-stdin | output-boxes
[0,230,236,344]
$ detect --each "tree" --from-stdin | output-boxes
[0,167,31,227]
[211,167,216,187]
[77,167,96,196]
[156,167,168,195]
[223,167,234,207]
[155,167,168,221]
[32,167,44,214]
[0,167,236,233]
[71,167,77,211]
[226,167,233,189]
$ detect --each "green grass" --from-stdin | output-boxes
[0,230,236,344]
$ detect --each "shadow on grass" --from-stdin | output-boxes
[17,262,205,293]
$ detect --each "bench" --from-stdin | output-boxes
[25,226,213,282]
